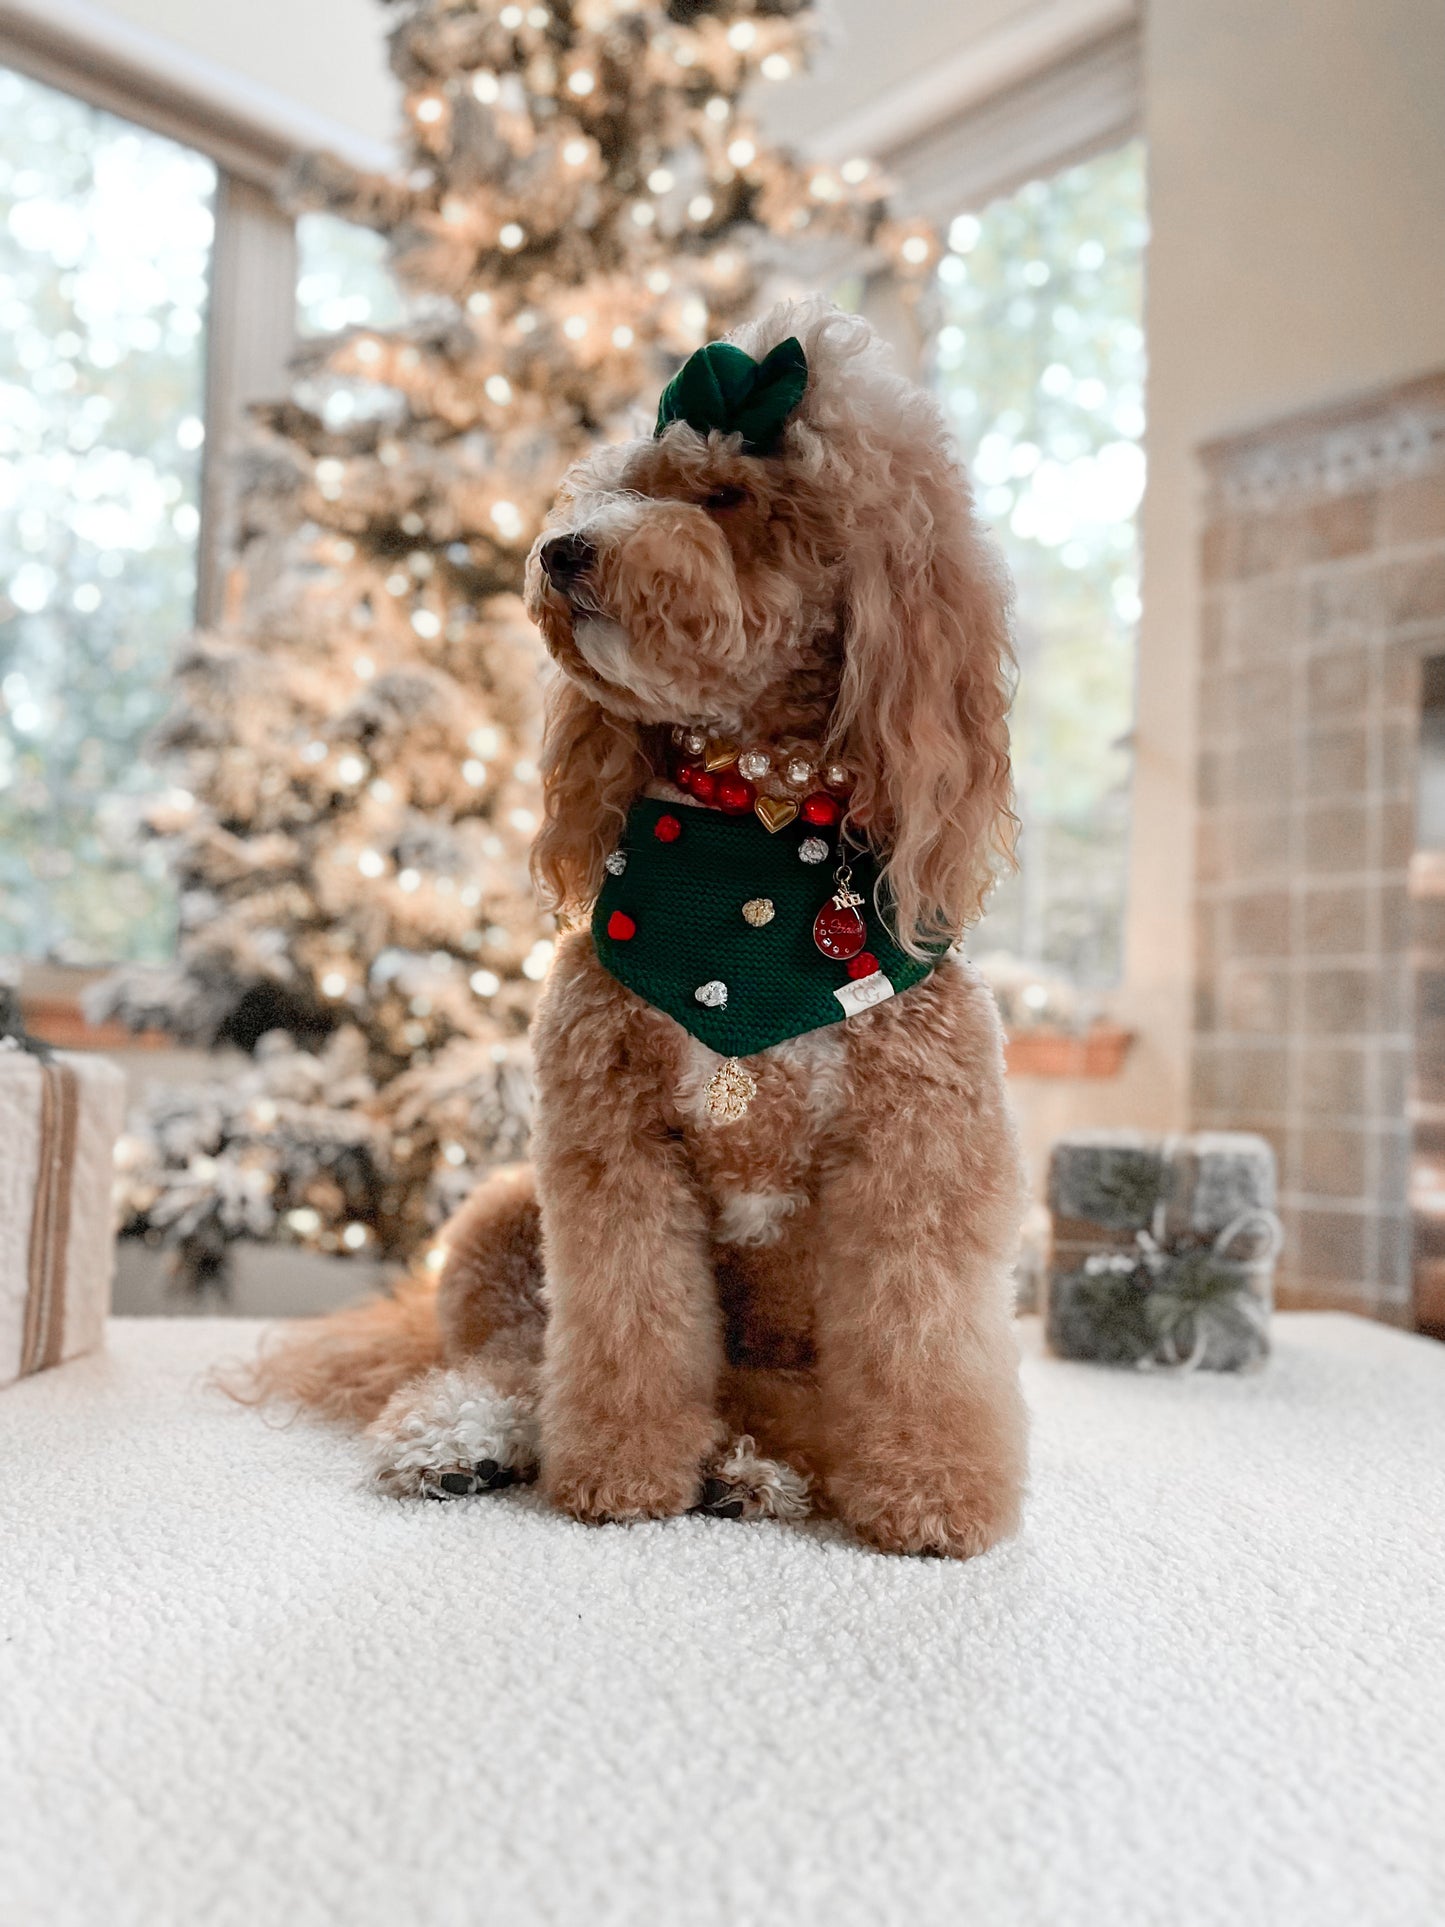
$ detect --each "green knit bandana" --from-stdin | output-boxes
[592,797,939,1059]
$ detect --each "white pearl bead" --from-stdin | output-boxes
[737,749,771,781]
[785,757,812,788]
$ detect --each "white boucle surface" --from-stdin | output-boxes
[1,1314,1442,1927]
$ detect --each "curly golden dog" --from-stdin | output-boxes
[252,298,1028,1559]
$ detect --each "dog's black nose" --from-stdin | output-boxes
[540,533,596,590]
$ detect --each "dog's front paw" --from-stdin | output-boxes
[828,1469,1020,1560]
[367,1366,538,1501]
[692,1436,811,1522]
[544,1460,701,1525]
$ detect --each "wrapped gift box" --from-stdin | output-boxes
[1,1043,125,1388]
[1045,1130,1280,1371]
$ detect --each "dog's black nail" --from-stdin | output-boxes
[438,1472,474,1495]
[474,1459,500,1479]
[714,1500,746,1520]
[698,1477,729,1509]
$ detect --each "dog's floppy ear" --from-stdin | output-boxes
[831,424,1016,958]
[530,678,649,918]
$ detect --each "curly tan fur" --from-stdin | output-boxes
[252,298,1028,1558]
[530,299,1016,953]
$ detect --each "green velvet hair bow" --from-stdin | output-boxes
[654,336,808,454]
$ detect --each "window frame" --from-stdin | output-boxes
[0,17,308,1030]
[854,12,1146,1073]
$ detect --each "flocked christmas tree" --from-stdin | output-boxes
[96,0,936,1286]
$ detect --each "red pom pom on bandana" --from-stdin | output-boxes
[846,951,880,980]
[654,814,682,843]
[606,911,636,941]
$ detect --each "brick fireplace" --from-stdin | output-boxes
[1192,372,1445,1321]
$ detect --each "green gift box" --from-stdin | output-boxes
[1045,1131,1280,1372]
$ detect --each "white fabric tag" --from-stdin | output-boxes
[833,971,896,1017]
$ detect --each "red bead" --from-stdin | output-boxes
[606,910,636,941]
[654,814,682,842]
[673,762,696,794]
[801,792,840,827]
[716,774,755,815]
[690,770,718,806]
[846,951,880,980]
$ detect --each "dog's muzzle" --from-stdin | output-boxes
[540,533,596,594]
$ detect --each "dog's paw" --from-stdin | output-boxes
[828,1474,1020,1560]
[543,1461,701,1525]
[366,1366,539,1502]
[691,1435,811,1522]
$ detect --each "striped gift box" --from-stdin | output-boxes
[1,1046,125,1388]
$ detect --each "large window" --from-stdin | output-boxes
[0,62,400,971]
[296,211,402,341]
[0,65,215,964]
[935,140,1146,988]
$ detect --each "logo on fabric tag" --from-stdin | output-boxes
[833,972,896,1017]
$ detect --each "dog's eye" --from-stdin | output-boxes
[702,485,747,513]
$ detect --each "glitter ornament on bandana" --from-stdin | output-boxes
[812,869,867,961]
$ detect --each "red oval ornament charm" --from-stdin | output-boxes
[813,897,867,961]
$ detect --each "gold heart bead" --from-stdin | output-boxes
[742,897,775,926]
[703,738,741,772]
[754,795,799,832]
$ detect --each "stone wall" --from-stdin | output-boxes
[1193,372,1445,1320]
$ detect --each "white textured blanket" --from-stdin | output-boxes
[2,1315,1442,1927]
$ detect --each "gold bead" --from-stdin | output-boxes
[704,1056,756,1122]
[742,897,775,926]
[754,795,799,832]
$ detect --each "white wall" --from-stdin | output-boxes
[81,0,397,145]
[1129,0,1445,1128]
[77,0,1004,157]
[763,0,1042,145]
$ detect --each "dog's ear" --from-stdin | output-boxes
[530,678,649,918]
[831,426,1016,958]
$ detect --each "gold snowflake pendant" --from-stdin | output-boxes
[704,1056,757,1122]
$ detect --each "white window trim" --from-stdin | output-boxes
[830,0,1140,220]
[0,0,393,188]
